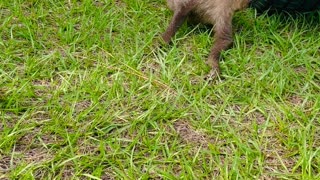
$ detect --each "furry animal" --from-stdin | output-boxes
[162,0,251,78]
[162,0,320,78]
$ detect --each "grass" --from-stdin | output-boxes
[0,0,319,179]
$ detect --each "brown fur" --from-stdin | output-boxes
[162,0,250,78]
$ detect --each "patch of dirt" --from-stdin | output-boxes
[101,171,116,180]
[16,132,53,164]
[288,95,304,106]
[0,87,9,101]
[0,155,11,173]
[39,133,64,146]
[33,167,49,179]
[227,105,266,125]
[29,111,51,123]
[140,60,161,76]
[313,128,320,149]
[294,66,307,74]
[114,0,125,6]
[74,100,92,114]
[264,155,297,172]
[32,79,53,98]
[13,130,56,169]
[76,138,99,155]
[61,165,75,180]
[212,104,306,177]
[260,128,299,176]
[0,8,11,18]
[173,120,211,147]
[245,110,266,125]
[286,95,315,114]
[23,148,52,164]
[17,130,39,149]
[0,112,19,128]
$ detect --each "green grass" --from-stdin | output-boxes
[0,0,319,179]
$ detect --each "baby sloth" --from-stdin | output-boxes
[162,0,250,78]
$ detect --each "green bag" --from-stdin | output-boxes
[250,0,320,12]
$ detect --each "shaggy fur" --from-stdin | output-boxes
[162,0,250,78]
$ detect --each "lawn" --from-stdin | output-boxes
[0,0,319,179]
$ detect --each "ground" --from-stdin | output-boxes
[0,0,319,179]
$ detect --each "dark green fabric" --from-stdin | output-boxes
[250,0,320,12]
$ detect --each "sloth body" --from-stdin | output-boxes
[162,0,251,77]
